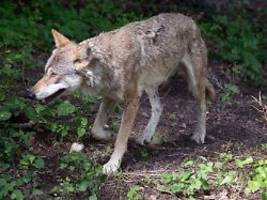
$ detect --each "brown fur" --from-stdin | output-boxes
[30,13,215,175]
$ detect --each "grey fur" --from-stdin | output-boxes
[31,13,215,175]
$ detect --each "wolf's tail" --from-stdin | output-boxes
[205,79,216,101]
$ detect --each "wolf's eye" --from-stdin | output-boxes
[50,72,57,77]
[74,59,81,64]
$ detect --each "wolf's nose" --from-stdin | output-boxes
[26,89,36,100]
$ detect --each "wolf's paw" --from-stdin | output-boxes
[102,159,120,175]
[136,137,145,145]
[191,132,205,144]
[136,135,152,146]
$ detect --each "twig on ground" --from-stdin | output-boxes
[156,185,180,199]
[251,91,267,124]
[12,121,35,129]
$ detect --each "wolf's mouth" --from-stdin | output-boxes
[44,88,66,103]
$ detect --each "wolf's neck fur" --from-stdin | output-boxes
[79,38,124,101]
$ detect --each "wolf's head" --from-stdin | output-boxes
[28,30,91,101]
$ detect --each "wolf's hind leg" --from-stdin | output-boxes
[92,98,115,140]
[182,51,207,144]
[191,91,207,144]
[137,87,162,145]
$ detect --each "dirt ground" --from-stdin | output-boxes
[31,63,267,200]
[91,64,266,199]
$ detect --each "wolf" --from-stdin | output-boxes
[28,13,215,175]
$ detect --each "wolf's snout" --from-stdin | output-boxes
[26,89,36,100]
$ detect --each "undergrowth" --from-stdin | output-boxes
[158,153,267,199]
[0,0,266,199]
[0,0,138,199]
[199,11,267,82]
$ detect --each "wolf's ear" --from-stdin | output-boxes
[51,29,72,48]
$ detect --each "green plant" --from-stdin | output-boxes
[1,1,266,199]
[127,185,143,200]
[19,154,45,170]
[219,152,233,162]
[0,153,45,200]
[77,117,88,139]
[159,155,267,199]
[262,144,267,150]
[235,156,254,168]
[0,1,141,198]
[246,159,267,199]
[160,162,213,197]
[221,83,239,102]
[200,13,267,82]
[52,152,105,199]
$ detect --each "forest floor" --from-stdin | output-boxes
[30,63,267,200]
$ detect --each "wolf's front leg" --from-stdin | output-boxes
[103,89,141,175]
[92,98,115,140]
